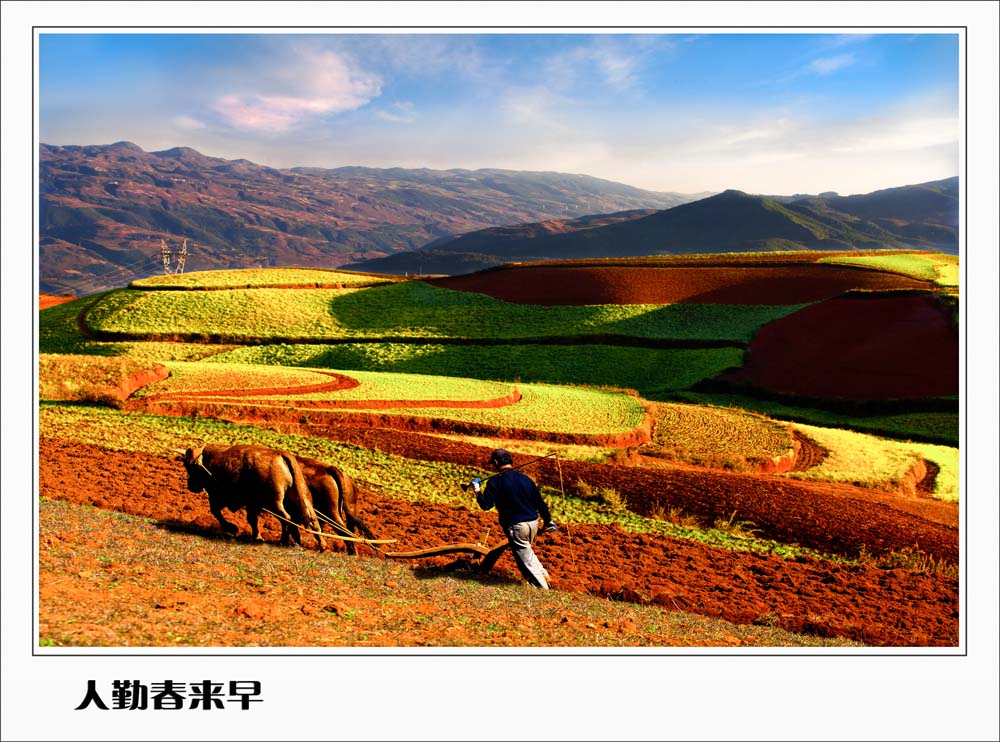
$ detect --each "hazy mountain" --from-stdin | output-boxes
[38,142,700,295]
[346,177,959,275]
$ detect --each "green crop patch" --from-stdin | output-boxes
[133,361,644,438]
[819,252,958,288]
[673,391,959,446]
[131,267,397,289]
[644,402,793,471]
[84,287,360,338]
[208,343,744,397]
[83,281,804,343]
[317,383,646,436]
[133,361,333,398]
[782,422,959,501]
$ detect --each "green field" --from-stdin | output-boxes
[208,342,744,398]
[83,280,804,342]
[40,259,959,502]
[819,252,959,287]
[782,423,959,500]
[131,267,398,289]
[673,391,959,447]
[138,361,646,438]
[645,402,794,470]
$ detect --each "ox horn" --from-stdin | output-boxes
[194,453,212,477]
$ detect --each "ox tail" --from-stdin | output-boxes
[330,466,378,542]
[283,452,325,551]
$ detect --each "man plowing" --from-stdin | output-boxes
[470,449,558,589]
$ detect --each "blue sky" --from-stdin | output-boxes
[38,32,960,195]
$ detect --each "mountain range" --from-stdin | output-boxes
[38,142,700,295]
[347,178,960,275]
[38,142,958,293]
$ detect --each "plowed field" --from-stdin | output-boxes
[39,429,959,647]
[736,293,959,400]
[428,264,932,305]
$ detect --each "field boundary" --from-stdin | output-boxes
[126,397,655,449]
[128,280,398,292]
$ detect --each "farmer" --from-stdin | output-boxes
[472,448,557,589]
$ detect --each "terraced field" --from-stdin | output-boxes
[36,253,961,647]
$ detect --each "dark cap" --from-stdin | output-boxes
[489,448,513,467]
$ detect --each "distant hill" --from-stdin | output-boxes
[353,209,660,276]
[346,178,959,275]
[38,142,699,295]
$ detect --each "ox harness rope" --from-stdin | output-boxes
[262,507,397,549]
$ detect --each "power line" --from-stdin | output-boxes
[42,253,162,297]
[42,239,194,297]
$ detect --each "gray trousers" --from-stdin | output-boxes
[505,520,550,589]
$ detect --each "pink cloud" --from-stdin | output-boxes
[212,50,381,132]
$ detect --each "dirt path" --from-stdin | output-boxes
[38,437,959,646]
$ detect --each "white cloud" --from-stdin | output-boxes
[173,115,205,130]
[375,101,417,124]
[832,115,959,153]
[210,48,381,132]
[810,54,855,75]
[542,37,655,95]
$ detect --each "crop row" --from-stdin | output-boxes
[818,252,959,288]
[644,402,794,470]
[130,267,397,289]
[40,294,745,397]
[36,403,845,561]
[40,349,956,498]
[142,382,645,440]
[82,281,805,342]
[674,391,959,447]
[132,361,334,397]
[782,422,959,501]
[208,343,744,399]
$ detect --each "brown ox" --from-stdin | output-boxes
[178,444,324,550]
[295,457,378,556]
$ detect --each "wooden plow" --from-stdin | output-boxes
[266,510,509,571]
[385,528,511,574]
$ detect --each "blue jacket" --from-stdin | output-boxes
[477,469,551,528]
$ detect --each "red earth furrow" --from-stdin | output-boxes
[288,423,959,553]
[133,387,523,410]
[37,438,959,646]
[735,292,958,400]
[128,371,360,402]
[788,430,829,472]
[427,265,932,306]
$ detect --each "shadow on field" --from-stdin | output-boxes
[410,558,524,588]
[154,518,253,544]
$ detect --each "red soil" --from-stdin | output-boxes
[133,371,360,401]
[40,294,76,310]
[735,293,959,400]
[427,265,932,305]
[38,436,958,646]
[134,386,522,411]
